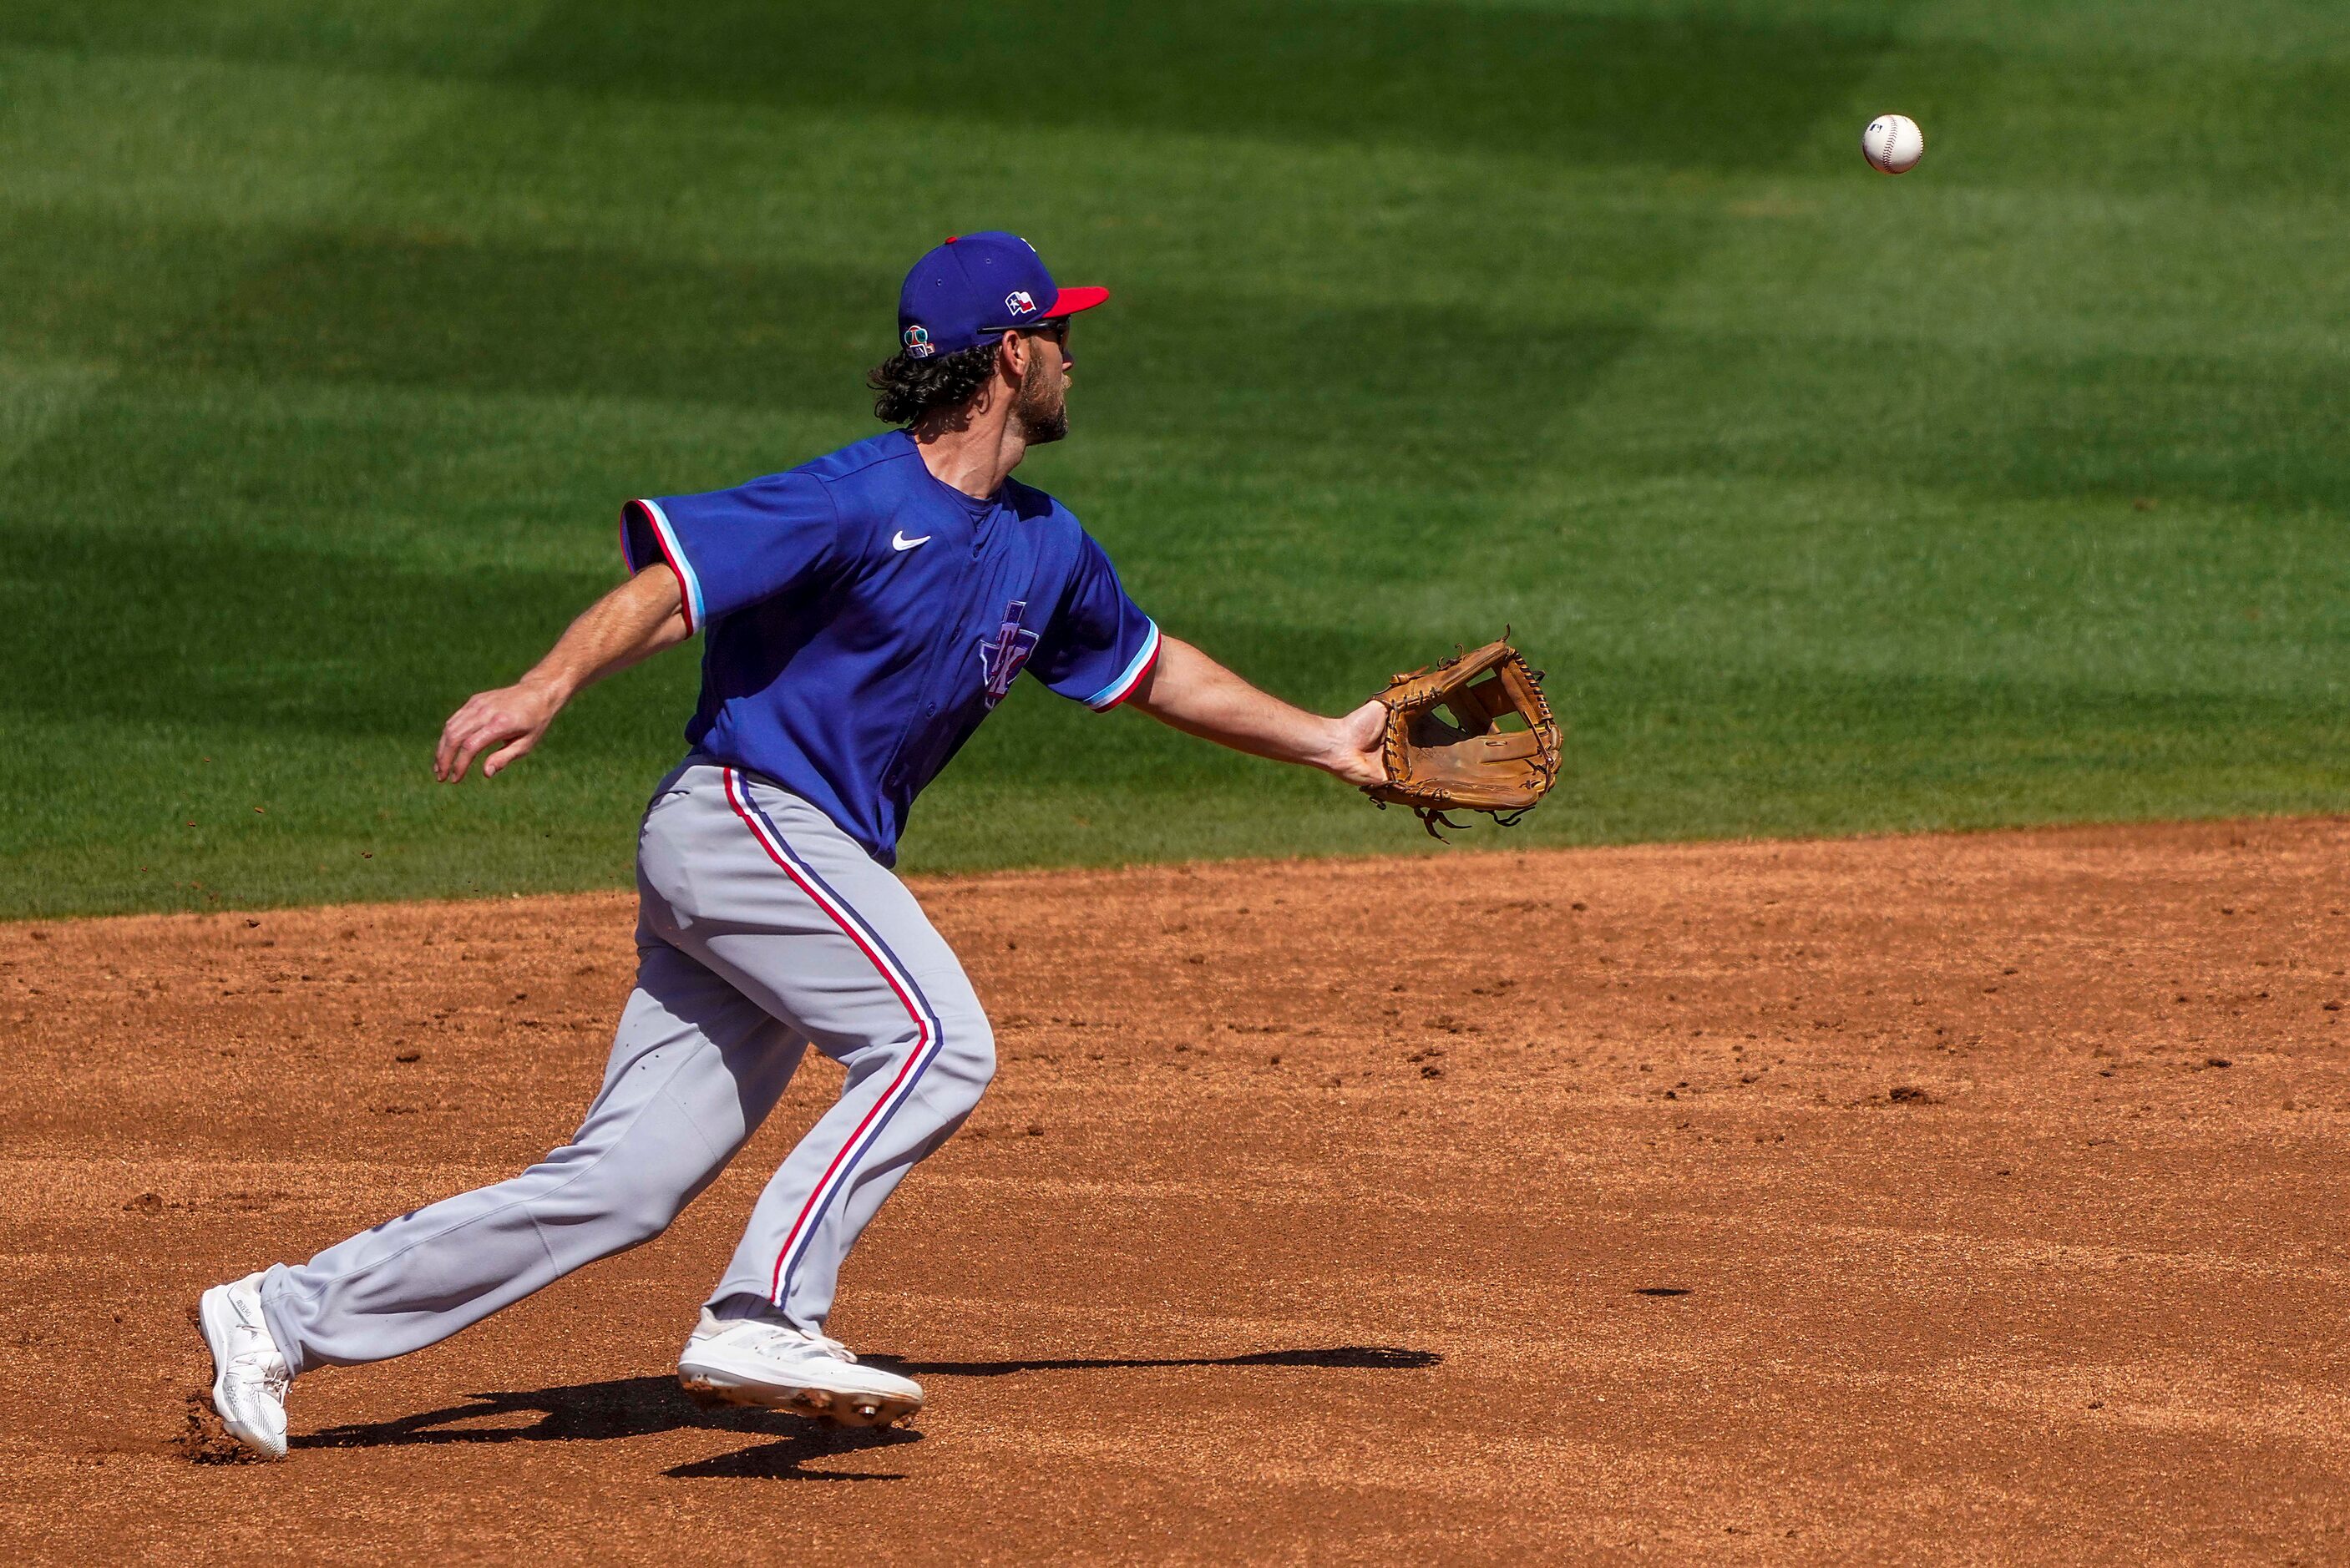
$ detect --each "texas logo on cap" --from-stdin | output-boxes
[897,232,1109,359]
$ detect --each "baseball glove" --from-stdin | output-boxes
[1365,637,1562,839]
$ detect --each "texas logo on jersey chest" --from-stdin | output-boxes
[976,599,1040,709]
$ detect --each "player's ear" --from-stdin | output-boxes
[995,329,1027,386]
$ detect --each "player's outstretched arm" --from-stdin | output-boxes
[434,564,691,783]
[1126,635,1387,788]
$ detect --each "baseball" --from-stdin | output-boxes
[1862,114,1924,175]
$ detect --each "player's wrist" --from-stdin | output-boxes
[1309,715,1359,776]
[514,668,576,712]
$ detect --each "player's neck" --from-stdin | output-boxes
[910,403,1026,501]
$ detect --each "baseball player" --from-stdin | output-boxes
[197,232,1390,1459]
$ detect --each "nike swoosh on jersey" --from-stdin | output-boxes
[892,530,931,552]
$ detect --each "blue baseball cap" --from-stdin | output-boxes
[896,231,1110,360]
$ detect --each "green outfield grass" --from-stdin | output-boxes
[3,1,2346,917]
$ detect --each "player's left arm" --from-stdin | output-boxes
[1126,635,1386,787]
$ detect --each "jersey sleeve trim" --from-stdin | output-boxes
[625,498,706,635]
[1081,620,1162,711]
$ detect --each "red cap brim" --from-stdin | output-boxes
[1046,285,1110,317]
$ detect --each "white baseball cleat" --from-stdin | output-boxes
[677,1310,923,1427]
[197,1272,291,1459]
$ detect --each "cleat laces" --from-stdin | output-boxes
[230,1342,291,1397]
[739,1321,854,1363]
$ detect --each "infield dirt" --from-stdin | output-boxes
[4,821,2347,1562]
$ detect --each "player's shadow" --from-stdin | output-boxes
[296,1375,916,1480]
[291,1345,1438,1480]
[873,1345,1441,1377]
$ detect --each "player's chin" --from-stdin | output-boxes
[1021,409,1070,447]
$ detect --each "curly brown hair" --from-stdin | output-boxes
[867,337,1005,426]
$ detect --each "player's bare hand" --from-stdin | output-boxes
[435,680,564,782]
[1316,699,1389,788]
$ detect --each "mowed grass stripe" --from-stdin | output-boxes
[8,371,2337,706]
[8,210,2338,529]
[11,650,2339,914]
[0,47,487,226]
[8,1,1897,169]
[17,3,2350,202]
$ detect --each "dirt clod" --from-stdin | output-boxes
[174,1392,258,1464]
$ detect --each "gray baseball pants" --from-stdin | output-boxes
[257,759,995,1377]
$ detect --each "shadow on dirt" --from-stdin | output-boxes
[874,1345,1443,1377]
[296,1375,914,1480]
[291,1347,1438,1478]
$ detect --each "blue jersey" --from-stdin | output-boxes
[620,430,1160,866]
